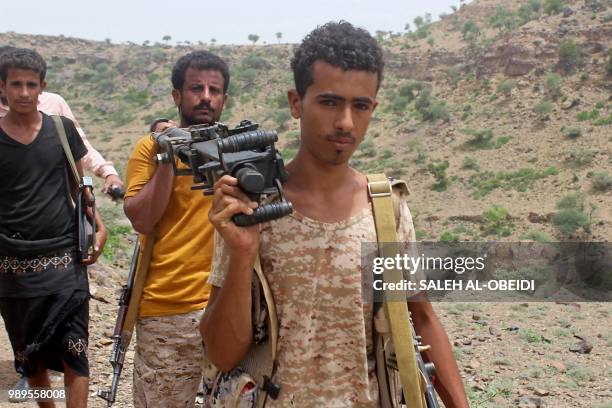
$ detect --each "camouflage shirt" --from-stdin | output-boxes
[209,197,419,407]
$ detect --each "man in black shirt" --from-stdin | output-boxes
[0,48,107,408]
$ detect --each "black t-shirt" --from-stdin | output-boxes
[0,113,87,255]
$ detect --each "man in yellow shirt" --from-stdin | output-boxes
[123,50,229,408]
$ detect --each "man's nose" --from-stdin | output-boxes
[335,106,354,133]
[200,87,211,102]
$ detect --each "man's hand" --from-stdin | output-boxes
[102,174,123,194]
[82,197,108,265]
[153,119,177,133]
[209,175,260,252]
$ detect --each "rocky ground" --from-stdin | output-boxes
[1,262,610,407]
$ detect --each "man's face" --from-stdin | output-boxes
[0,68,45,114]
[172,68,227,126]
[288,60,378,166]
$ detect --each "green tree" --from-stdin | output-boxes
[489,7,519,31]
[248,34,260,44]
[162,35,172,44]
[558,40,582,74]
[275,32,282,43]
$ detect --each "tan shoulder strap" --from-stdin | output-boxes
[366,173,425,408]
[51,115,80,184]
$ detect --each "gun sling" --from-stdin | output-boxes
[367,173,426,408]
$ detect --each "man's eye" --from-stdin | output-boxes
[354,103,370,111]
[321,99,336,106]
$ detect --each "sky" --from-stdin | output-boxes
[1,0,470,45]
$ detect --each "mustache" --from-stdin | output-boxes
[193,102,214,111]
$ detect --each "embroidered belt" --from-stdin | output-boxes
[0,251,74,275]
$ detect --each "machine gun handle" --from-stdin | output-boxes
[233,201,293,227]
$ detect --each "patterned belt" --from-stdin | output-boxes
[0,250,74,275]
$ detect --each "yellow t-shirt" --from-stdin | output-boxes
[125,135,213,317]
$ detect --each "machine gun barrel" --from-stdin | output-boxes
[218,130,278,153]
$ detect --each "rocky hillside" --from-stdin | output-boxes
[0,0,611,406]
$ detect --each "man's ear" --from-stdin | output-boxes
[222,93,228,108]
[172,88,181,107]
[40,80,47,92]
[288,89,301,119]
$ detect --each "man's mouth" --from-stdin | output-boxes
[327,135,355,145]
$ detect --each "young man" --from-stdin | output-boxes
[124,50,229,407]
[0,46,123,194]
[201,22,469,407]
[0,48,107,408]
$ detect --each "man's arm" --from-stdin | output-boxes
[409,296,469,408]
[123,138,174,234]
[200,175,261,371]
[44,92,122,191]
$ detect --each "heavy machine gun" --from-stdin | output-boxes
[153,120,293,226]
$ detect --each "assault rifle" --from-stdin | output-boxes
[98,236,152,407]
[410,313,439,408]
[153,120,293,226]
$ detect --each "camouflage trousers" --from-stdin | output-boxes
[133,309,215,408]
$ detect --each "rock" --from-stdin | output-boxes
[551,361,567,372]
[534,388,549,396]
[489,327,500,336]
[472,313,481,321]
[467,359,481,369]
[471,383,485,391]
[562,7,573,17]
[518,396,543,407]
[99,338,113,346]
[461,338,473,346]
[561,98,579,110]
[569,338,593,354]
[505,58,535,76]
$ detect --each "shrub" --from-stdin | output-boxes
[482,205,513,237]
[440,231,460,242]
[414,89,450,122]
[563,126,582,138]
[534,101,553,119]
[496,80,515,98]
[567,149,595,166]
[606,50,612,76]
[553,192,592,235]
[544,0,565,14]
[462,157,479,171]
[461,20,480,38]
[427,161,450,191]
[399,81,426,101]
[558,40,582,74]
[544,72,562,98]
[591,172,612,191]
[521,230,554,243]
[489,7,519,31]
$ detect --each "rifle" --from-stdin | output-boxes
[410,314,439,408]
[98,233,154,406]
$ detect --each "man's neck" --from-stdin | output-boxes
[3,109,41,128]
[285,151,357,194]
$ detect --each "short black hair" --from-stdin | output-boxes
[171,50,230,93]
[291,21,384,98]
[0,47,46,82]
[0,46,17,56]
